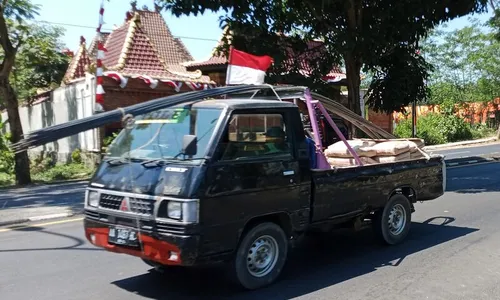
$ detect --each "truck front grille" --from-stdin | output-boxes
[99,193,155,216]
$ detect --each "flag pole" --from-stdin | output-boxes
[95,0,106,155]
[225,46,234,86]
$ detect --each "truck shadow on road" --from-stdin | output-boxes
[111,216,478,300]
[0,225,101,253]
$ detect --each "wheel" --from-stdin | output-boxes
[374,194,412,245]
[231,222,289,290]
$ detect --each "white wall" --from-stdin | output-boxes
[1,73,99,162]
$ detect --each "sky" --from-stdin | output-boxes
[31,0,225,61]
[31,0,495,62]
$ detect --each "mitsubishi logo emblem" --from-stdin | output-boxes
[120,197,130,212]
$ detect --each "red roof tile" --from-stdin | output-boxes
[102,23,129,69]
[185,55,227,69]
[122,24,165,72]
[100,11,212,83]
[62,38,91,84]
[136,10,193,65]
[88,32,110,60]
[62,9,213,85]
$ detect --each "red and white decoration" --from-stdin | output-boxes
[132,75,159,89]
[104,71,128,88]
[101,71,215,92]
[322,73,347,83]
[163,80,183,92]
[225,47,273,85]
[95,0,107,112]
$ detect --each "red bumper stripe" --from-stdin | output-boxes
[85,227,182,266]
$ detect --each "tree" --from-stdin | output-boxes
[11,23,70,102]
[421,22,500,104]
[0,0,40,185]
[160,0,488,117]
[488,0,500,40]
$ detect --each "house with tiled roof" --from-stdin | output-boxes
[5,5,218,164]
[60,5,217,137]
[183,28,347,86]
[62,6,214,94]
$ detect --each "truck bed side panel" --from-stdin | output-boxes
[310,156,445,223]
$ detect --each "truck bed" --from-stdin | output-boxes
[309,155,445,223]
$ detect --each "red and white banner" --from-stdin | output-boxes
[322,73,347,83]
[104,71,128,88]
[132,75,158,89]
[225,47,273,85]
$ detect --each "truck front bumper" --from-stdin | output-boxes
[84,217,200,266]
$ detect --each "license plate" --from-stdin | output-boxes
[108,226,139,247]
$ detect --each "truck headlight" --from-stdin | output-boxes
[167,201,182,219]
[87,191,99,207]
[161,200,199,223]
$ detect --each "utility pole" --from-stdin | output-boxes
[412,99,417,138]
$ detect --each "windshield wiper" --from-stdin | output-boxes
[106,158,128,165]
[106,157,143,166]
[140,158,170,167]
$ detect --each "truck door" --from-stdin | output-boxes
[201,109,305,255]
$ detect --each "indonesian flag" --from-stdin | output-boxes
[225,47,273,85]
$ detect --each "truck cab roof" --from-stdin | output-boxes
[175,98,298,110]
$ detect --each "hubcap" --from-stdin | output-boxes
[388,203,407,235]
[246,235,279,277]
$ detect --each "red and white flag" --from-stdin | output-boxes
[225,47,273,85]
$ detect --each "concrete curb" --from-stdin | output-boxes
[0,178,89,191]
[445,156,500,167]
[424,137,498,151]
[0,210,84,227]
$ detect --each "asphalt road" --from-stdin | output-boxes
[0,181,87,224]
[1,162,500,300]
[432,142,500,159]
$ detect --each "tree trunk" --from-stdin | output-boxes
[344,54,363,138]
[0,77,31,185]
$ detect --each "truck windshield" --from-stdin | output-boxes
[105,107,223,161]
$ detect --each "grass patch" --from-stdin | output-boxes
[31,163,94,182]
[394,112,497,145]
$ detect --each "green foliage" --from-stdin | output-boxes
[71,149,82,164]
[0,0,44,185]
[488,0,500,40]
[10,23,70,101]
[31,163,93,182]
[0,118,14,174]
[365,46,434,113]
[160,0,489,114]
[394,112,495,145]
[103,132,119,148]
[422,22,500,105]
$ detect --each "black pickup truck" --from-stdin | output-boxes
[83,95,445,290]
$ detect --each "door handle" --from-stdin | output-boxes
[283,170,295,176]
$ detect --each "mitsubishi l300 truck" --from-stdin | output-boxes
[82,86,446,290]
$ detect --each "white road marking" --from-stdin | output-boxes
[441,151,470,155]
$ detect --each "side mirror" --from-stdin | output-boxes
[182,134,197,156]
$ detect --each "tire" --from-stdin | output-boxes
[231,222,289,290]
[373,194,412,245]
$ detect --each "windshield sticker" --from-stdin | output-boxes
[135,119,181,124]
[165,167,188,172]
[137,108,189,124]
